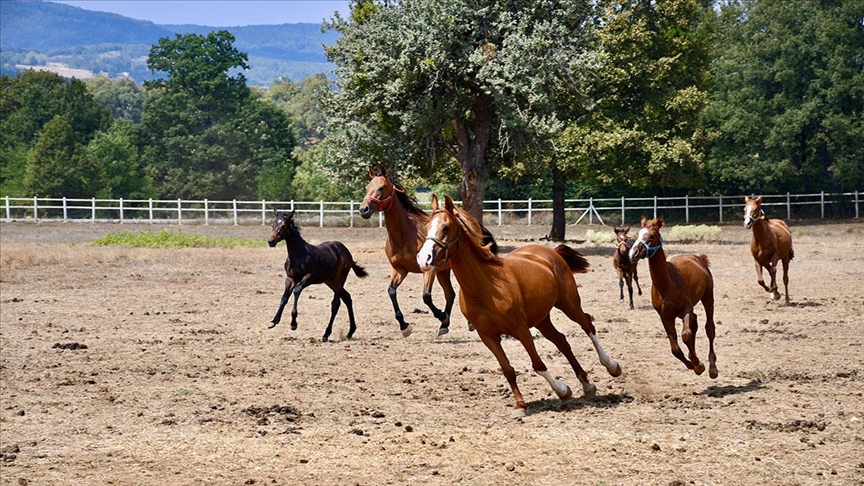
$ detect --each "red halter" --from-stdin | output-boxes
[367,185,405,212]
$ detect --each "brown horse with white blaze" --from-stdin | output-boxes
[629,216,718,379]
[743,196,794,302]
[417,195,622,418]
[358,167,497,337]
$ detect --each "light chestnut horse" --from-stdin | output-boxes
[358,168,498,337]
[629,216,718,379]
[417,194,622,418]
[612,226,642,309]
[743,196,794,302]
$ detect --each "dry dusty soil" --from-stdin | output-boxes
[1,219,862,485]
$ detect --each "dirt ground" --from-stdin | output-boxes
[1,219,862,486]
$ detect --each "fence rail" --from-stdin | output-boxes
[2,191,860,227]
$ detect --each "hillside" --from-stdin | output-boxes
[0,0,339,85]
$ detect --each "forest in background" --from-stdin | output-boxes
[1,0,861,234]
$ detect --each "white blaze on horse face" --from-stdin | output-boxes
[743,205,755,228]
[629,228,649,260]
[416,217,440,271]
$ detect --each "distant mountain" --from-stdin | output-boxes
[0,0,339,85]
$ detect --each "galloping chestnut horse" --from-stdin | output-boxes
[629,216,718,378]
[359,167,498,337]
[417,195,622,418]
[612,226,642,309]
[267,210,367,342]
[743,196,794,302]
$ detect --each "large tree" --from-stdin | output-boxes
[323,0,597,222]
[702,0,864,194]
[138,31,296,200]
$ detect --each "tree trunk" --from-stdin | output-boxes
[548,160,566,241]
[453,93,494,225]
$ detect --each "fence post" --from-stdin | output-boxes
[5,196,10,222]
[33,197,39,222]
[177,199,182,225]
[856,191,859,219]
[528,198,532,226]
[820,191,825,219]
[91,197,96,222]
[653,196,658,219]
[148,198,154,224]
[621,196,625,225]
[261,200,266,225]
[232,199,238,226]
[350,201,354,228]
[63,197,68,222]
[589,197,594,225]
[719,195,723,223]
[320,201,325,227]
[685,195,690,223]
[119,198,124,223]
[786,192,791,220]
[204,199,209,226]
[498,198,502,226]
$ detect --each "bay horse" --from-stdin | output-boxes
[359,167,498,337]
[417,194,622,418]
[629,216,718,379]
[743,196,794,302]
[267,210,368,342]
[612,226,642,309]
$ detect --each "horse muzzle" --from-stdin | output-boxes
[743,218,753,229]
[358,204,374,219]
[268,235,280,247]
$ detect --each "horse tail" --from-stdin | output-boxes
[352,263,368,278]
[698,254,711,268]
[480,225,500,255]
[789,247,795,260]
[555,245,590,274]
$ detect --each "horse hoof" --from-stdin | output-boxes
[510,408,526,419]
[322,336,329,342]
[582,382,597,399]
[773,292,781,301]
[267,322,278,329]
[709,368,719,379]
[609,362,622,377]
[401,324,413,338]
[467,323,476,332]
[437,327,449,337]
[557,384,573,400]
[291,324,298,331]
[629,304,634,310]
[693,362,706,375]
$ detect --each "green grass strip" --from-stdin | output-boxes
[91,229,264,248]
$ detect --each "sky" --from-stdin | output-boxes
[49,1,351,26]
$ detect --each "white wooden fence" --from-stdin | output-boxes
[2,191,860,227]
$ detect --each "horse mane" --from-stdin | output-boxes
[374,167,426,217]
[454,210,504,266]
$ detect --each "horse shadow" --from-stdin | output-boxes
[696,379,765,398]
[525,392,634,415]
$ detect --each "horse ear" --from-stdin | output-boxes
[430,194,440,210]
[289,208,296,219]
[657,215,665,228]
[754,196,763,204]
[744,196,750,203]
[444,195,455,213]
[640,215,648,227]
[369,167,377,178]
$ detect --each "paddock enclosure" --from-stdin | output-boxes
[1,221,862,485]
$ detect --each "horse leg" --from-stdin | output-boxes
[477,331,527,418]
[269,277,295,328]
[289,274,312,331]
[781,257,791,303]
[387,269,412,337]
[661,316,694,371]
[768,256,781,300]
[681,311,705,376]
[754,260,772,293]
[617,270,625,303]
[702,291,718,379]
[423,270,449,336]
[633,266,643,296]
[625,273,635,310]
[321,290,343,342]
[341,289,357,340]
[534,317,595,399]
[560,304,622,377]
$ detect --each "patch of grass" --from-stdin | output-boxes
[584,229,616,244]
[665,224,722,243]
[91,229,263,248]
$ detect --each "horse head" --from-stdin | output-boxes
[743,196,765,229]
[629,216,664,262]
[417,194,462,271]
[614,226,631,252]
[359,167,403,218]
[268,209,297,247]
